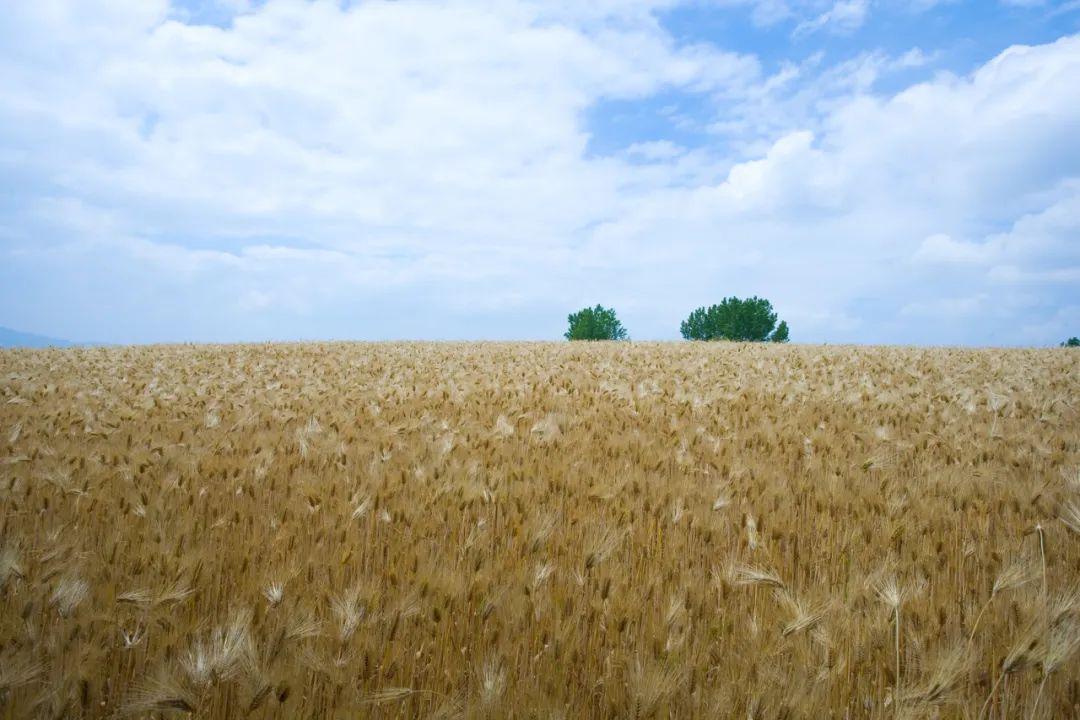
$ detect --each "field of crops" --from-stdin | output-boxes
[1,342,1078,719]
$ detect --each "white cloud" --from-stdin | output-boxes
[794,0,871,36]
[914,187,1080,278]
[707,47,940,156]
[1,0,758,246]
[714,0,796,26]
[900,294,988,318]
[624,140,687,161]
[718,0,878,32]
[914,234,987,264]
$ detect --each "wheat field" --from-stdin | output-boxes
[1,342,1078,719]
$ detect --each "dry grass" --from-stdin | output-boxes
[1,341,1078,719]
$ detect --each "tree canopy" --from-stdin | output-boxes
[565,305,628,341]
[680,297,789,342]
[1063,337,1080,347]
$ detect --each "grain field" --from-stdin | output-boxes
[1,342,1078,719]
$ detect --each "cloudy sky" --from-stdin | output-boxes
[1,0,1078,345]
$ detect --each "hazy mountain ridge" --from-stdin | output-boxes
[0,326,73,348]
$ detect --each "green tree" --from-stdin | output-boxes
[680,296,789,342]
[1063,337,1080,347]
[565,305,629,341]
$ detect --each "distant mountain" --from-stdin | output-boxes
[0,326,74,348]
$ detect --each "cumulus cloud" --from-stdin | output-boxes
[0,0,1077,345]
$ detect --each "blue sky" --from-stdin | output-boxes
[1,0,1078,345]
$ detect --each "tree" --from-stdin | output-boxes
[680,296,789,342]
[1063,337,1080,347]
[565,305,628,341]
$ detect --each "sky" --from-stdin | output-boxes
[0,0,1078,345]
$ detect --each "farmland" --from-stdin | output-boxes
[1,342,1078,718]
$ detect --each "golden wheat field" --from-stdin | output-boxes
[1,342,1079,719]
